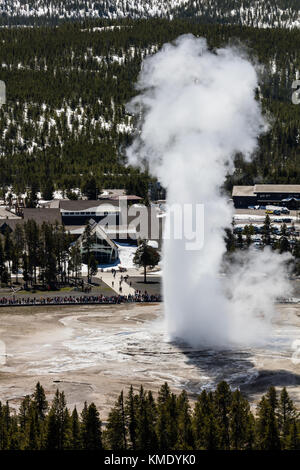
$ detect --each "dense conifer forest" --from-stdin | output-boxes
[0,1,299,28]
[0,381,299,450]
[0,19,299,200]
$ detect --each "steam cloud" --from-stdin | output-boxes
[127,35,292,348]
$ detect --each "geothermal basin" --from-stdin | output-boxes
[0,299,299,417]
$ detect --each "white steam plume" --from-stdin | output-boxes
[127,35,292,348]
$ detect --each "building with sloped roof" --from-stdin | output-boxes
[76,219,118,264]
[232,186,257,208]
[0,208,62,234]
[23,208,62,225]
[45,199,120,226]
[232,184,300,209]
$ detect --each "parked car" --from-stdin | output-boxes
[254,241,263,248]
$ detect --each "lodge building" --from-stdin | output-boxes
[232,185,300,209]
[0,190,163,264]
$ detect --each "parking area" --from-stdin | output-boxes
[233,208,300,248]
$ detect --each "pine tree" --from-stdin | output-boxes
[22,253,30,288]
[33,382,48,421]
[0,401,11,450]
[214,381,232,450]
[277,387,297,448]
[89,254,98,279]
[26,182,39,208]
[82,223,94,283]
[192,390,219,450]
[4,228,13,268]
[285,419,300,450]
[133,241,160,283]
[25,407,39,450]
[176,390,194,450]
[146,391,158,450]
[0,239,9,284]
[69,244,82,281]
[24,220,40,285]
[7,415,20,450]
[82,176,99,200]
[81,403,102,450]
[135,386,157,451]
[41,177,54,201]
[0,239,5,282]
[225,228,236,253]
[256,394,281,450]
[229,389,254,450]
[18,396,32,434]
[70,407,82,450]
[125,386,138,450]
[156,383,172,450]
[262,215,272,246]
[106,392,127,450]
[266,386,278,413]
[45,390,71,450]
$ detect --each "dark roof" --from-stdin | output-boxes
[0,219,24,232]
[58,200,119,210]
[254,184,300,194]
[23,208,62,225]
[108,195,143,201]
[232,186,256,197]
[232,184,300,198]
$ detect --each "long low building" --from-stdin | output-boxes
[232,184,300,209]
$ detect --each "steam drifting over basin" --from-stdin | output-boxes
[127,35,292,348]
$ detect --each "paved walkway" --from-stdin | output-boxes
[96,269,136,296]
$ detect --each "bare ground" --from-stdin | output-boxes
[0,302,299,418]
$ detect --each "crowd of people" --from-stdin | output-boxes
[0,292,162,307]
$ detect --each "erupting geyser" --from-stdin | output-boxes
[127,35,292,348]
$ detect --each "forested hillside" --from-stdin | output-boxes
[0,19,299,198]
[175,0,300,28]
[0,1,299,28]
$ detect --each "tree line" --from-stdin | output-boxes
[0,381,298,450]
[0,220,99,287]
[0,0,298,28]
[225,215,300,273]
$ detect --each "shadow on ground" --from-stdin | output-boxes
[168,340,300,401]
